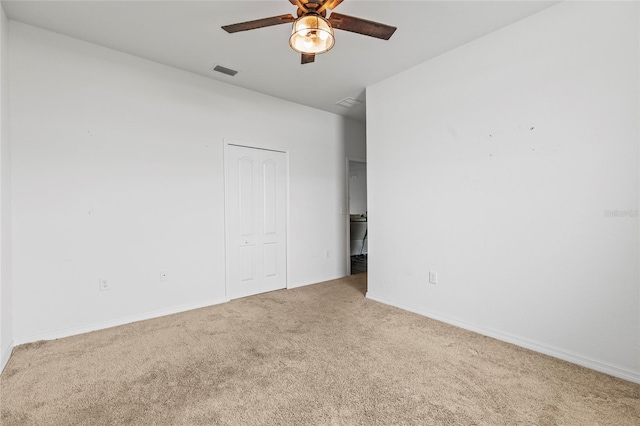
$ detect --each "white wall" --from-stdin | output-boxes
[349,162,367,215]
[10,21,364,343]
[367,1,639,383]
[0,3,12,372]
[345,120,366,160]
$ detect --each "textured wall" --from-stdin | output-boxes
[367,1,639,382]
[10,22,364,343]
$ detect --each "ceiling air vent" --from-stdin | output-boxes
[212,65,238,77]
[336,97,363,108]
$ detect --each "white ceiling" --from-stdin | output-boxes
[2,0,559,121]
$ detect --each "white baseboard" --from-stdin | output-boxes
[288,274,348,290]
[15,297,228,345]
[366,292,640,385]
[1,340,13,373]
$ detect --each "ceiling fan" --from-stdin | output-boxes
[222,0,397,64]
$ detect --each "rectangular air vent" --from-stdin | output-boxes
[336,97,363,108]
[213,65,238,77]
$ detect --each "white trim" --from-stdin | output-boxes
[1,340,13,372]
[285,150,291,290]
[346,157,366,276]
[366,291,640,385]
[287,274,347,290]
[15,297,228,345]
[223,140,232,302]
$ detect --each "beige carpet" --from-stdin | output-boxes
[1,274,638,425]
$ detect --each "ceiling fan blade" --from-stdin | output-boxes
[290,0,310,12]
[328,13,397,40]
[316,0,343,14]
[222,14,296,33]
[325,0,344,10]
[301,53,316,64]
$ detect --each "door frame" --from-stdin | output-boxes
[224,139,290,301]
[346,156,366,276]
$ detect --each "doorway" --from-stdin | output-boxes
[347,159,367,275]
[225,144,287,299]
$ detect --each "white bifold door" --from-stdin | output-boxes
[226,144,287,299]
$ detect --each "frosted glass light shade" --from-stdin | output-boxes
[289,14,335,55]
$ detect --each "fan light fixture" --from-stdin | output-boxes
[222,0,397,65]
[289,14,335,55]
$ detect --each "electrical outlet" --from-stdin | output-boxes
[160,270,168,282]
[429,271,438,285]
[99,279,109,291]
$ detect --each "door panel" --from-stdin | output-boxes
[239,246,255,282]
[263,160,277,235]
[263,243,278,277]
[239,158,255,236]
[259,149,287,293]
[227,145,286,299]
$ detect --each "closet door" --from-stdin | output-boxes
[226,145,286,299]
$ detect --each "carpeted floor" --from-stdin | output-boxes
[1,274,638,425]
